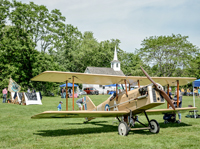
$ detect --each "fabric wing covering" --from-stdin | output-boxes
[31,107,197,119]
[31,71,196,86]
[31,111,129,119]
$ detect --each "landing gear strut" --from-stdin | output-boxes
[118,111,160,136]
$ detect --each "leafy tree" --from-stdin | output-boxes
[9,0,65,53]
[137,34,199,77]
[31,52,64,95]
[0,26,37,90]
[51,24,82,71]
[0,0,10,38]
[185,53,200,79]
[0,0,10,25]
[119,52,144,76]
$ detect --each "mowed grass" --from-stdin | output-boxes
[0,95,200,149]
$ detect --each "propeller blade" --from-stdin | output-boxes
[140,66,157,86]
[140,66,175,110]
[160,90,175,110]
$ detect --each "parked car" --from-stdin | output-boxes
[78,90,87,96]
[83,87,99,95]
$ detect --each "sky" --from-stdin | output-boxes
[20,0,200,53]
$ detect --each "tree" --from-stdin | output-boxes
[185,53,200,79]
[119,52,144,76]
[137,34,199,77]
[0,0,10,38]
[0,26,37,90]
[31,52,63,95]
[51,24,82,71]
[9,0,65,53]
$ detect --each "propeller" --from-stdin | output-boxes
[140,66,175,110]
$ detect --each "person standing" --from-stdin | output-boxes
[57,101,63,111]
[32,88,36,93]
[198,87,200,98]
[76,98,83,110]
[187,88,190,96]
[166,88,173,100]
[181,88,184,96]
[63,87,66,98]
[27,88,31,93]
[2,87,8,103]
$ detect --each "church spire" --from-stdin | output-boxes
[113,46,118,61]
[111,46,121,71]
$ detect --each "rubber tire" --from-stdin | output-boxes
[149,119,160,134]
[118,122,129,136]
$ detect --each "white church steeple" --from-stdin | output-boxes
[111,47,121,71]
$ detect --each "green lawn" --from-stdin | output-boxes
[0,95,200,149]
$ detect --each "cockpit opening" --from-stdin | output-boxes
[139,86,148,96]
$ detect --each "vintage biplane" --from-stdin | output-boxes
[31,67,197,136]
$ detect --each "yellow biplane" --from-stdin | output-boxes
[31,67,197,136]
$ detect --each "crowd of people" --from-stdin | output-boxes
[60,87,72,98]
[27,88,36,93]
[186,87,200,97]
[2,87,37,103]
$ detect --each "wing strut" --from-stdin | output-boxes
[137,80,140,88]
[66,80,68,111]
[124,79,128,97]
[116,84,118,101]
[167,84,169,109]
[72,76,75,110]
[177,80,179,107]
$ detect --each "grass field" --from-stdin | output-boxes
[0,95,200,149]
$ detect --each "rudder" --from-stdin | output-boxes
[82,96,96,111]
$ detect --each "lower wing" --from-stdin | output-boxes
[31,111,129,119]
[146,107,197,115]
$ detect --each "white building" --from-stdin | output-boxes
[83,47,125,94]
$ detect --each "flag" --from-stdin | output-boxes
[8,78,21,92]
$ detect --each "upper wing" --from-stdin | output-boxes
[31,111,129,119]
[145,107,197,115]
[31,71,126,85]
[31,71,196,86]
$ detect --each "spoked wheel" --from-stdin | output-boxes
[149,119,160,133]
[118,122,129,136]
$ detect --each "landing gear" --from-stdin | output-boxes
[149,119,160,133]
[118,122,129,136]
[118,111,160,136]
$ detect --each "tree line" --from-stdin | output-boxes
[0,0,199,96]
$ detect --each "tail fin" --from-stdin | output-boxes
[82,96,96,111]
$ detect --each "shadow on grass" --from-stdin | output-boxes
[63,121,108,125]
[33,121,162,136]
[34,121,118,137]
[33,121,192,137]
[159,122,192,128]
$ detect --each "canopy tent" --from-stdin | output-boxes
[105,84,120,87]
[60,83,78,87]
[191,79,200,118]
[194,79,200,87]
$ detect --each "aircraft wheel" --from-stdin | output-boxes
[149,119,160,134]
[118,122,129,136]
